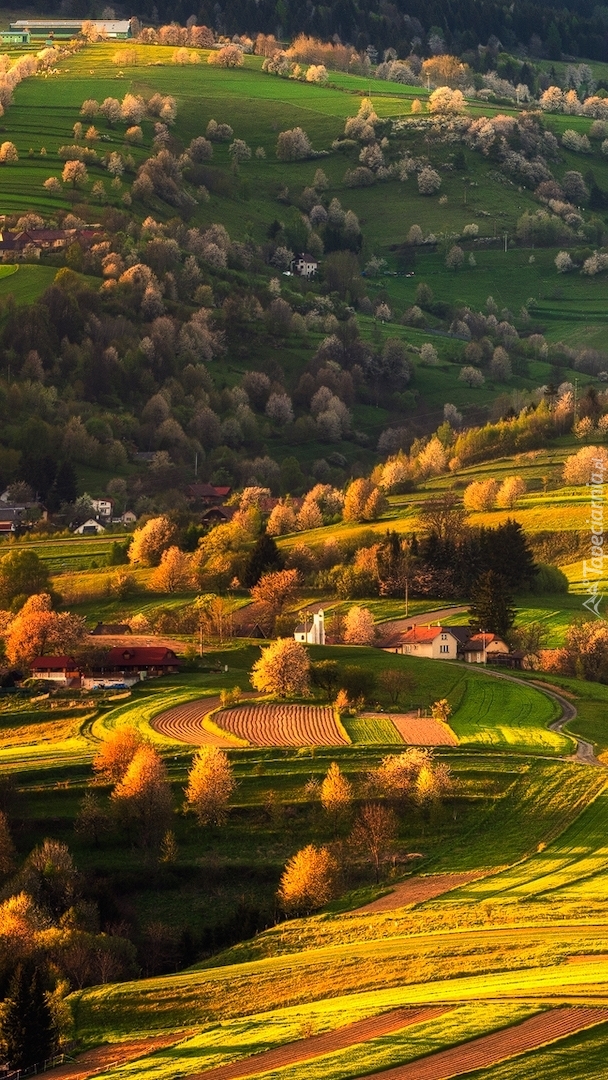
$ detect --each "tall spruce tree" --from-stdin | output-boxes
[468,570,516,638]
[1,965,56,1071]
[242,532,283,588]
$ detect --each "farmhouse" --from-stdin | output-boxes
[201,505,237,525]
[31,656,81,686]
[383,625,460,659]
[293,253,319,278]
[294,610,326,645]
[73,519,106,535]
[93,646,181,680]
[188,483,232,504]
[464,633,510,664]
[91,499,113,520]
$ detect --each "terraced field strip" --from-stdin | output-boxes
[353,1007,608,1080]
[357,872,489,913]
[150,697,238,747]
[362,713,458,747]
[217,704,350,747]
[46,1032,190,1080]
[189,1008,450,1080]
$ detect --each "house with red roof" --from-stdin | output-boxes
[463,633,510,664]
[31,656,81,686]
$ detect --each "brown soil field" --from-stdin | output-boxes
[353,1006,608,1080]
[217,703,350,746]
[357,872,488,912]
[150,696,237,746]
[362,713,458,747]
[188,1007,450,1080]
[47,1033,189,1080]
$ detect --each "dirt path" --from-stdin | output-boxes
[46,1033,189,1080]
[188,1008,450,1080]
[356,872,488,913]
[150,696,240,746]
[352,1006,608,1080]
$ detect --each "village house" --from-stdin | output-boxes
[382,624,460,659]
[293,252,319,278]
[31,656,81,686]
[90,623,132,636]
[73,518,106,535]
[188,483,232,505]
[91,499,113,521]
[463,633,510,664]
[85,646,181,688]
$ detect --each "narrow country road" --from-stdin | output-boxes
[480,668,602,766]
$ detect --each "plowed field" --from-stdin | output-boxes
[217,703,349,746]
[188,1007,450,1080]
[150,697,237,746]
[357,872,488,912]
[46,1033,188,1080]
[352,1006,608,1080]
[362,713,458,746]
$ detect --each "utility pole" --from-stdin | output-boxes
[504,231,508,253]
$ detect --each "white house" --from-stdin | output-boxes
[294,610,325,645]
[91,498,113,520]
[74,518,106,535]
[293,253,319,278]
[383,625,460,659]
[464,633,510,664]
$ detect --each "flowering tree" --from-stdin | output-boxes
[111,745,172,850]
[251,638,310,696]
[343,478,386,522]
[277,844,338,913]
[128,516,178,566]
[185,746,236,825]
[0,142,18,163]
[265,392,294,425]
[320,761,352,830]
[417,166,441,194]
[250,568,300,618]
[496,476,526,508]
[555,251,573,273]
[208,45,243,67]
[3,594,86,666]
[93,725,142,782]
[62,160,88,188]
[276,127,314,161]
[150,547,193,592]
[445,245,464,271]
[428,86,466,113]
[459,365,485,388]
[563,445,608,484]
[344,605,376,645]
[267,501,297,536]
[463,479,499,511]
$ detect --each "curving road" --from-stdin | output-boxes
[481,668,602,766]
